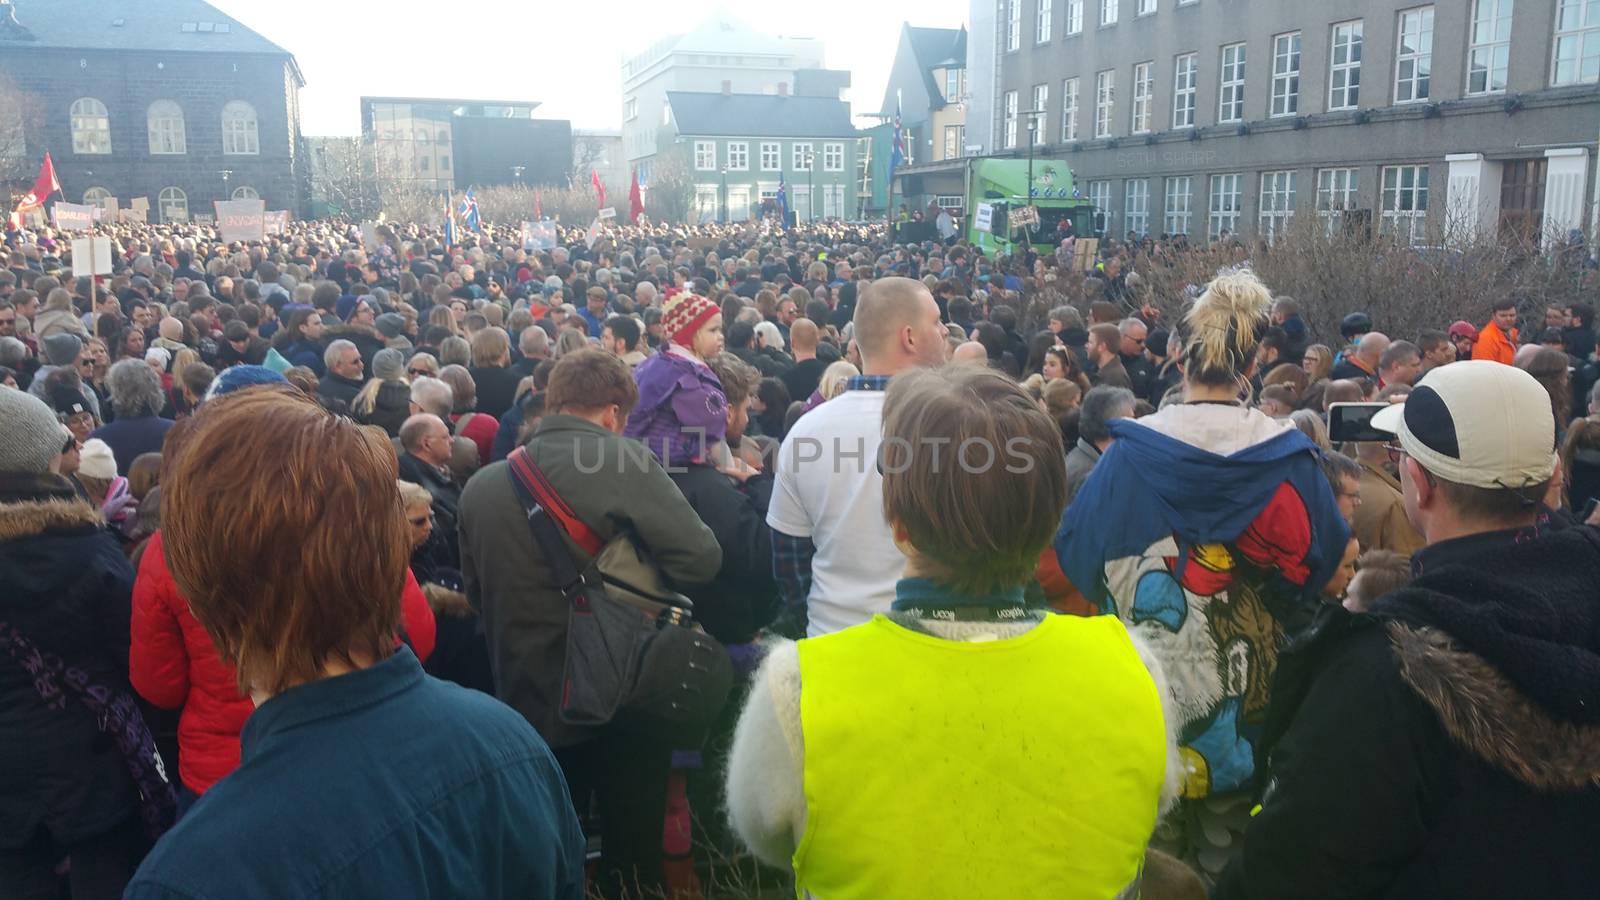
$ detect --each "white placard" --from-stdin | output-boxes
[71,236,114,274]
[973,202,994,231]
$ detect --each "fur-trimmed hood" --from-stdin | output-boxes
[422,581,473,618]
[1391,622,1600,791]
[0,497,103,543]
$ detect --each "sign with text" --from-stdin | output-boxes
[521,219,557,251]
[1072,238,1100,273]
[70,237,114,275]
[973,202,994,232]
[119,208,147,224]
[1008,205,1040,229]
[598,207,617,220]
[583,217,602,249]
[265,210,290,235]
[52,202,95,231]
[214,199,266,243]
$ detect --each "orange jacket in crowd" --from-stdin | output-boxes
[1472,321,1518,365]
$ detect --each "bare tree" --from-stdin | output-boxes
[0,71,44,202]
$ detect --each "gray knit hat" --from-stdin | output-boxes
[43,333,83,367]
[374,313,406,339]
[0,389,69,475]
[372,347,405,381]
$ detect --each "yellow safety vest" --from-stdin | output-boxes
[794,613,1166,900]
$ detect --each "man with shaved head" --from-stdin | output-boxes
[1332,330,1391,381]
[780,318,828,402]
[767,277,946,638]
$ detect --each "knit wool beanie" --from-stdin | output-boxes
[77,438,117,481]
[43,333,83,367]
[660,292,720,349]
[372,348,405,381]
[0,389,69,475]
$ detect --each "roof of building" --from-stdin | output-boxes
[2,0,294,58]
[905,25,967,105]
[666,91,856,139]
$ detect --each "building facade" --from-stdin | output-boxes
[573,129,629,197]
[663,87,861,223]
[622,14,826,174]
[0,0,304,221]
[359,98,572,193]
[982,0,1598,243]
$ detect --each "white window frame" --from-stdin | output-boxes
[1381,164,1429,244]
[69,97,111,155]
[1316,167,1360,235]
[625,97,638,120]
[793,142,813,170]
[1173,53,1198,127]
[1124,178,1150,235]
[1131,62,1154,133]
[1032,82,1050,139]
[1218,43,1247,123]
[1088,181,1113,232]
[1258,170,1297,241]
[822,184,846,218]
[1004,90,1019,148]
[1094,69,1115,138]
[147,100,186,155]
[1208,172,1242,240]
[1061,78,1080,140]
[1101,0,1118,26]
[822,142,844,172]
[1137,0,1156,14]
[231,185,260,201]
[1164,175,1193,235]
[1329,20,1364,110]
[1006,0,1022,51]
[1394,6,1435,103]
[1467,0,1514,94]
[1066,0,1084,34]
[727,140,748,171]
[944,125,963,159]
[694,140,716,171]
[760,141,781,172]
[935,194,965,212]
[158,186,188,223]
[221,100,259,156]
[82,187,111,208]
[1271,32,1301,117]
[1552,0,1600,85]
[1037,0,1053,43]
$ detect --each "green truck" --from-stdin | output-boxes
[963,157,1099,254]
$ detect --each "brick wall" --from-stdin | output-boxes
[1,47,302,216]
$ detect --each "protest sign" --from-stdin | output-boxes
[52,202,95,231]
[265,210,290,235]
[1008,205,1040,229]
[521,220,557,251]
[213,198,265,242]
[70,237,113,276]
[974,202,994,232]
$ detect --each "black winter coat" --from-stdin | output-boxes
[1216,525,1600,899]
[0,478,141,848]
[669,465,778,645]
[354,380,412,437]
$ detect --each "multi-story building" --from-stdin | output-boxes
[662,75,860,223]
[869,24,970,216]
[979,0,1598,243]
[359,97,572,194]
[622,14,826,177]
[0,0,304,221]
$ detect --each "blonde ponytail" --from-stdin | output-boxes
[1181,269,1272,388]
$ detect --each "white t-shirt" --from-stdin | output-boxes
[767,389,905,636]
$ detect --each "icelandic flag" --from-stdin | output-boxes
[458,190,481,233]
[776,172,790,228]
[442,194,456,249]
[890,93,907,171]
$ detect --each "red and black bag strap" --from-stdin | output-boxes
[507,445,604,557]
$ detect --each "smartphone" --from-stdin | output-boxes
[1327,402,1392,443]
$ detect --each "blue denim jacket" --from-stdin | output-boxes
[125,648,585,899]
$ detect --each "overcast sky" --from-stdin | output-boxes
[209,1,969,136]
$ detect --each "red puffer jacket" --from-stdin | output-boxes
[129,530,437,793]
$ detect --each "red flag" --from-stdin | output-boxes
[534,191,542,221]
[628,169,645,224]
[12,152,62,219]
[591,170,605,210]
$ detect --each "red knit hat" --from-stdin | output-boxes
[661,292,720,348]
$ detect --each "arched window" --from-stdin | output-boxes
[221,100,258,155]
[231,185,259,201]
[158,186,188,223]
[82,186,112,207]
[147,100,186,154]
[70,98,111,155]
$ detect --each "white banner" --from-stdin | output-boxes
[974,202,994,231]
[214,199,266,243]
[52,202,96,231]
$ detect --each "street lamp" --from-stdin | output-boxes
[803,151,815,223]
[511,165,525,186]
[720,166,729,225]
[220,168,233,200]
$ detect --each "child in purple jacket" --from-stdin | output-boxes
[625,292,727,468]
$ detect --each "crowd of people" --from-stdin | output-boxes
[1,210,1598,899]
